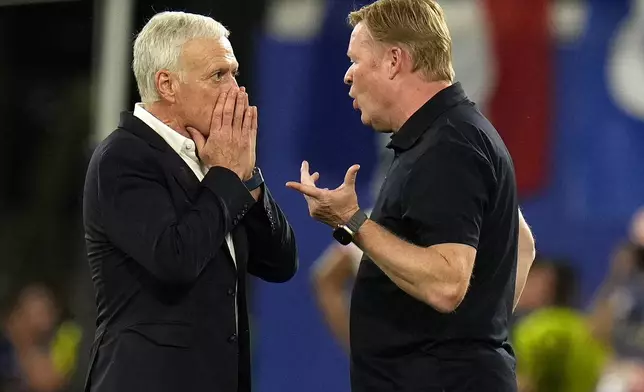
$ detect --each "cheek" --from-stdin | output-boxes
[176,83,197,108]
[187,84,215,111]
[197,87,225,130]
[352,71,368,98]
[355,70,379,96]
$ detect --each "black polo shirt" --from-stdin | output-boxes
[350,83,519,392]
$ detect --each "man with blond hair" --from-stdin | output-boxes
[287,0,536,391]
[82,11,298,392]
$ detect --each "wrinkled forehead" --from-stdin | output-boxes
[181,36,238,71]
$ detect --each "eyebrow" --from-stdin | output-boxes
[208,62,239,75]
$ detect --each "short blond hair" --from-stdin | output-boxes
[348,0,454,82]
[133,11,230,103]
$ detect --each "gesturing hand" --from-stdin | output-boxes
[285,161,361,227]
[187,86,258,180]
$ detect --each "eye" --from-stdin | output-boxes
[233,69,240,78]
[213,71,223,82]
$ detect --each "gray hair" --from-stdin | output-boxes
[132,11,230,103]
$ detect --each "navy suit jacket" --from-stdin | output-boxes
[82,112,297,392]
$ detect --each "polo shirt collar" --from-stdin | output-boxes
[388,82,468,151]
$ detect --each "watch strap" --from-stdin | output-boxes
[243,167,264,191]
[345,209,368,234]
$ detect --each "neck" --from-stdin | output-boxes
[390,79,452,131]
[144,102,191,139]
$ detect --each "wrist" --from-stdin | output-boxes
[242,167,254,181]
[250,187,262,201]
[333,209,368,246]
[353,218,371,244]
[243,167,264,191]
[340,206,360,226]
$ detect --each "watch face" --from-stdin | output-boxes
[333,227,352,245]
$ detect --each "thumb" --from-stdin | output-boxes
[343,164,360,187]
[186,127,206,149]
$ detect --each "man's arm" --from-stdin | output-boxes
[243,185,298,282]
[96,145,255,285]
[355,223,475,313]
[285,135,504,314]
[354,141,491,313]
[513,209,537,310]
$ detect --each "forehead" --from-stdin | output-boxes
[181,36,237,70]
[347,23,373,55]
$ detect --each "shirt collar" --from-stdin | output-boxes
[133,103,198,161]
[388,82,468,152]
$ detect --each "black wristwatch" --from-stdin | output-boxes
[243,167,264,191]
[332,209,368,245]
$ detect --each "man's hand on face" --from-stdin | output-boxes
[187,86,258,181]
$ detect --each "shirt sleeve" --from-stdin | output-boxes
[401,139,495,248]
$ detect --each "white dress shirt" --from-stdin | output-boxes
[133,103,238,327]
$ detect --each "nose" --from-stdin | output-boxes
[344,68,353,86]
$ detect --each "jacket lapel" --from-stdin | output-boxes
[118,111,239,270]
[165,156,201,201]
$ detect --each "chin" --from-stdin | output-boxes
[360,110,388,132]
[363,116,388,132]
[371,123,392,132]
[360,112,372,127]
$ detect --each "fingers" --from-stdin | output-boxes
[241,89,257,156]
[285,181,323,198]
[300,160,313,185]
[210,88,230,130]
[251,106,258,133]
[343,164,360,187]
[222,88,239,127]
[249,107,258,152]
[252,107,258,141]
[233,88,246,130]
[186,127,206,150]
[241,86,249,109]
[241,105,253,140]
[300,162,321,186]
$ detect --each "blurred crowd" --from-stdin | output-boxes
[511,208,644,392]
[0,285,82,392]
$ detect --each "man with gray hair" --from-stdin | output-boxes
[82,11,298,392]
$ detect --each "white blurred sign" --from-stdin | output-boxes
[266,0,326,41]
[607,0,644,121]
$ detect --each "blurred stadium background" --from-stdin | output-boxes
[2,0,644,391]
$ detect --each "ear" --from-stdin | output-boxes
[387,46,404,80]
[155,69,177,103]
